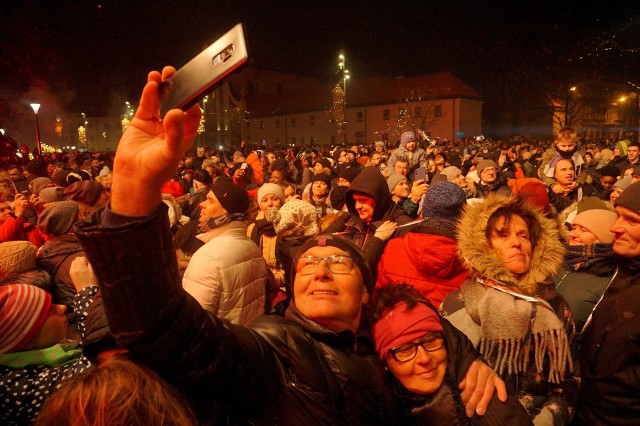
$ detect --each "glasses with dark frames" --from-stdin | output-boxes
[389,332,445,362]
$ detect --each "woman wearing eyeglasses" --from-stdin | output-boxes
[372,284,532,424]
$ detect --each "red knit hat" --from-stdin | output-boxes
[0,284,52,354]
[373,301,443,361]
[508,179,550,215]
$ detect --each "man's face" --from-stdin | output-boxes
[627,146,639,163]
[370,154,382,167]
[404,141,416,151]
[480,166,497,184]
[270,170,285,185]
[197,149,205,158]
[8,168,21,182]
[554,160,575,186]
[612,206,640,258]
[394,161,409,176]
[352,193,376,223]
[338,151,349,165]
[599,175,617,189]
[375,144,385,153]
[435,154,445,166]
[556,141,576,155]
[347,152,356,162]
[293,245,368,332]
[90,159,100,169]
[199,190,228,225]
[392,180,410,199]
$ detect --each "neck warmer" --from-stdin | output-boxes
[564,242,614,271]
[254,218,276,237]
[0,342,83,368]
[462,278,573,384]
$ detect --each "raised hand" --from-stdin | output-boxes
[111,67,202,216]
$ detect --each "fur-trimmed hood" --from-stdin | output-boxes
[457,194,565,293]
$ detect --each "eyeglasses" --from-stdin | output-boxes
[295,255,355,275]
[389,333,445,362]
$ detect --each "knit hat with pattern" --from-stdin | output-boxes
[37,201,79,236]
[0,284,52,353]
[0,241,37,275]
[266,199,319,237]
[422,181,466,221]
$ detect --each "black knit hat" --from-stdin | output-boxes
[316,158,332,170]
[312,173,331,187]
[211,182,249,214]
[329,186,349,210]
[614,180,640,214]
[339,167,361,183]
[422,181,466,221]
[293,234,373,294]
[192,169,213,185]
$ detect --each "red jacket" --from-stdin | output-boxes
[0,216,48,247]
[376,226,469,308]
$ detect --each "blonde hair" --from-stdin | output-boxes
[35,356,196,426]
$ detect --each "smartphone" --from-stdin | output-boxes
[413,167,427,182]
[240,163,248,170]
[159,23,250,117]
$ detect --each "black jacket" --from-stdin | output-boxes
[575,259,640,425]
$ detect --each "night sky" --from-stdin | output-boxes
[2,0,640,140]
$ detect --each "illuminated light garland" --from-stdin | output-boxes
[121,116,130,134]
[78,125,87,145]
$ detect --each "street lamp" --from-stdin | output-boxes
[29,103,42,157]
[338,52,350,107]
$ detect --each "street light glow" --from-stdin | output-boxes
[619,96,627,102]
[569,86,577,92]
[30,103,41,114]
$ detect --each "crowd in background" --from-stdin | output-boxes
[1,117,640,425]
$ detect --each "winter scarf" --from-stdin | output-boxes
[563,242,615,271]
[461,278,573,384]
[0,342,83,367]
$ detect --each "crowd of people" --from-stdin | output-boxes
[1,65,640,425]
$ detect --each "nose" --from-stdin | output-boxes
[312,258,332,279]
[415,345,434,365]
[611,216,624,234]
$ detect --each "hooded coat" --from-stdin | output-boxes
[387,138,426,173]
[440,195,578,425]
[323,168,413,271]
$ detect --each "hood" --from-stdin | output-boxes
[345,168,393,221]
[405,231,467,278]
[457,194,565,293]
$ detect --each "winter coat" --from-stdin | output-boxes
[36,235,85,312]
[387,139,427,174]
[574,259,640,425]
[440,195,578,425]
[474,173,512,199]
[0,215,48,247]
[182,220,272,325]
[377,223,469,308]
[553,252,617,333]
[75,205,394,424]
[0,286,96,425]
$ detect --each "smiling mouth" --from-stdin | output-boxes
[311,291,337,296]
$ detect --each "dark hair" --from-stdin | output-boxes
[484,197,542,252]
[371,283,429,323]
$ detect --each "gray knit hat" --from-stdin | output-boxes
[37,201,79,236]
[477,159,498,176]
[615,181,640,213]
[613,177,632,190]
[573,209,618,244]
[441,166,462,182]
[386,174,407,193]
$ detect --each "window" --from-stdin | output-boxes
[291,118,296,127]
[383,109,390,120]
[275,119,280,129]
[331,136,337,145]
[301,137,305,145]
[246,121,251,131]
[356,111,363,122]
[434,105,442,117]
[310,137,316,144]
[292,137,296,145]
[415,107,422,117]
[310,115,315,126]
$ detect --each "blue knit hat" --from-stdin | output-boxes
[422,181,466,221]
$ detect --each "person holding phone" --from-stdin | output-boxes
[73,66,507,424]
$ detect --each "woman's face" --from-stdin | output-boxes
[569,223,599,245]
[260,193,282,212]
[312,181,329,198]
[610,186,624,204]
[386,332,448,395]
[489,215,533,277]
